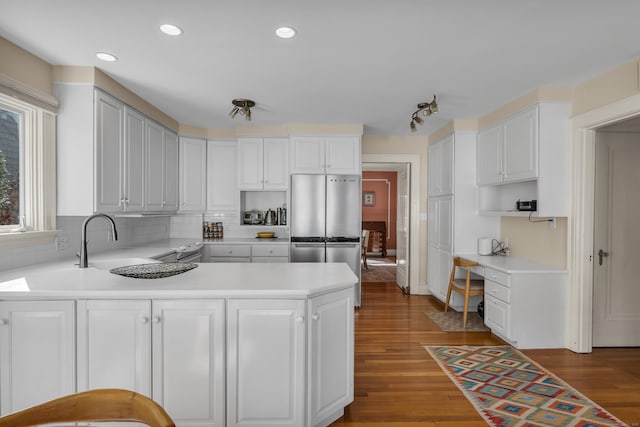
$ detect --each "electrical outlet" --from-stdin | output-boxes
[55,236,70,251]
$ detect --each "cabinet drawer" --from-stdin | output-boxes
[209,245,251,257]
[485,280,510,303]
[483,268,510,286]
[251,244,289,257]
[251,256,289,263]
[485,296,510,339]
[208,257,251,263]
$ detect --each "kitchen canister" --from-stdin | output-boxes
[477,237,492,255]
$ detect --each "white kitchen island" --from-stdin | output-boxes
[0,260,357,427]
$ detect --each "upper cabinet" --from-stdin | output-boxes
[428,134,454,196]
[179,137,207,212]
[290,136,361,174]
[208,140,239,211]
[146,121,178,212]
[55,85,178,215]
[238,137,289,190]
[476,103,571,217]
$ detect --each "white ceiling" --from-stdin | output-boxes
[2,1,640,136]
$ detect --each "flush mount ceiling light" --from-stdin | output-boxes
[160,24,183,36]
[229,99,255,121]
[96,52,117,62]
[275,26,296,39]
[409,94,438,132]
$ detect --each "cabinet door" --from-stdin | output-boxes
[485,293,510,339]
[307,289,354,426]
[325,136,361,174]
[0,301,75,415]
[238,137,264,189]
[162,131,179,211]
[477,125,503,185]
[152,300,225,427]
[95,91,124,212]
[428,136,454,196]
[207,140,238,211]
[76,300,152,396]
[227,299,305,427]
[179,137,207,211]
[290,136,325,174]
[146,120,165,211]
[263,138,289,189]
[503,106,538,182]
[123,107,146,211]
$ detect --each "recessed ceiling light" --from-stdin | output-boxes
[160,24,183,36]
[96,52,117,62]
[275,26,296,39]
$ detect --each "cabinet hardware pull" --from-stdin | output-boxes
[0,319,8,326]
[295,316,304,324]
[140,316,149,324]
[152,316,162,323]
[312,314,320,321]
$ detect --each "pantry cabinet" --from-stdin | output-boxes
[290,136,361,174]
[179,137,207,212]
[428,134,454,196]
[76,299,225,426]
[0,300,76,415]
[207,140,239,212]
[238,137,289,190]
[146,121,179,212]
[227,299,306,427]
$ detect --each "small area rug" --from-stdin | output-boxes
[424,346,627,427]
[425,311,489,332]
[361,256,396,282]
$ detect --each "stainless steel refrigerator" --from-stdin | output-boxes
[290,174,362,307]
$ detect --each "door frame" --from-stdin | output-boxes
[569,92,640,352]
[362,154,421,294]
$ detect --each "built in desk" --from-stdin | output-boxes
[457,254,568,349]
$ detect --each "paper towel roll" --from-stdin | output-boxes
[478,237,492,255]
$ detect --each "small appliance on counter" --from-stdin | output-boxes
[478,237,492,255]
[264,209,277,225]
[515,199,537,211]
[243,210,264,225]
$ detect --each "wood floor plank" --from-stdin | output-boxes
[331,282,640,426]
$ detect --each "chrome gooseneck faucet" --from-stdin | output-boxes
[79,213,118,268]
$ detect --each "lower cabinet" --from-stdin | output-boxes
[250,244,289,263]
[77,299,225,427]
[0,300,76,415]
[205,244,289,263]
[227,299,306,427]
[207,244,251,263]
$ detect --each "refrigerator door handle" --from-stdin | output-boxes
[326,243,359,248]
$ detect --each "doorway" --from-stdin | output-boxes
[592,121,640,346]
[362,162,410,293]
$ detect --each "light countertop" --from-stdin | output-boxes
[456,253,567,274]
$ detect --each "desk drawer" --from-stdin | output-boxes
[251,244,288,257]
[485,280,510,303]
[483,267,510,287]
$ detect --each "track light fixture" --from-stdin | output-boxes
[409,94,438,132]
[229,98,255,121]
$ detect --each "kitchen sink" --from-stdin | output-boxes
[108,262,198,279]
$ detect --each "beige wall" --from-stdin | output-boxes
[500,217,567,269]
[0,36,53,97]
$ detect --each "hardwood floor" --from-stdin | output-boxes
[331,282,640,426]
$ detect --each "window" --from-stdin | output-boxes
[0,90,57,246]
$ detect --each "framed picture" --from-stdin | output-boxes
[363,191,376,207]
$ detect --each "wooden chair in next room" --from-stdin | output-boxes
[444,256,484,328]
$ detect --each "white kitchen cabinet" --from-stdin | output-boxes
[76,300,152,395]
[227,299,306,427]
[482,266,566,349]
[152,300,225,427]
[207,244,251,263]
[251,243,289,262]
[427,132,498,308]
[0,300,76,415]
[307,289,354,427]
[238,137,289,190]
[476,103,570,216]
[428,134,454,196]
[147,121,179,212]
[179,137,207,212]
[207,140,239,211]
[95,91,146,212]
[290,136,361,174]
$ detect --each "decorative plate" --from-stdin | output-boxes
[109,262,198,279]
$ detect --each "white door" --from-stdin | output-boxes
[152,300,225,427]
[123,106,146,211]
[179,137,207,211]
[76,300,152,395]
[146,120,165,211]
[207,140,238,211]
[290,136,325,173]
[477,125,503,185]
[0,301,75,415]
[263,138,289,189]
[238,137,264,189]
[162,131,179,211]
[325,136,361,174]
[396,164,410,292]
[227,299,305,427]
[307,289,354,427]
[593,132,640,346]
[503,106,538,183]
[94,91,124,212]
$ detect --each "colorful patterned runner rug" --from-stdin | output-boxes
[425,345,628,427]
